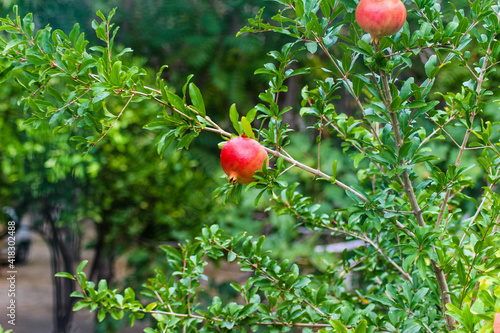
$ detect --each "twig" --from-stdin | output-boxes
[436,40,492,227]
[52,87,92,116]
[313,33,384,148]
[264,146,369,203]
[93,93,134,146]
[326,225,412,281]
[458,176,500,248]
[417,114,456,150]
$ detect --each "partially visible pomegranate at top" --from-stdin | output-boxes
[220,136,268,184]
[494,313,500,333]
[355,0,407,44]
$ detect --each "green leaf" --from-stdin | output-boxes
[98,279,108,293]
[155,131,176,155]
[110,61,122,85]
[424,55,436,77]
[352,76,364,97]
[69,23,80,45]
[402,253,418,272]
[246,108,257,123]
[329,319,348,333]
[354,320,367,333]
[93,91,111,103]
[188,83,206,116]
[316,284,328,304]
[177,132,198,150]
[305,42,317,54]
[69,291,85,298]
[338,0,356,11]
[293,276,311,288]
[145,303,157,312]
[229,103,242,134]
[241,116,255,139]
[76,260,89,273]
[97,308,106,322]
[406,101,427,109]
[457,260,467,285]
[331,160,337,182]
[417,257,428,280]
[182,74,194,98]
[367,294,394,307]
[96,10,107,23]
[228,251,237,262]
[54,272,74,279]
[166,90,189,116]
[73,301,90,311]
[22,13,34,37]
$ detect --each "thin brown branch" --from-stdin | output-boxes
[326,225,412,281]
[313,33,383,148]
[436,40,492,227]
[264,146,369,203]
[53,87,92,117]
[93,93,134,146]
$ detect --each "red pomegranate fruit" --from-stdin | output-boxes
[355,0,407,44]
[220,136,268,184]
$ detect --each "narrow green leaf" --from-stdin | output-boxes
[76,260,89,273]
[331,160,337,182]
[22,13,34,37]
[424,55,436,77]
[96,10,107,23]
[97,308,106,322]
[241,116,255,139]
[228,251,237,262]
[110,61,122,85]
[69,291,85,298]
[98,279,108,293]
[305,42,317,54]
[177,132,197,150]
[166,90,189,115]
[188,83,206,116]
[229,103,241,134]
[107,8,117,22]
[354,320,368,333]
[69,23,80,45]
[73,301,90,311]
[55,272,74,279]
[145,303,157,312]
[329,319,348,333]
[315,284,328,304]
[144,121,168,131]
[246,108,257,123]
[182,74,194,98]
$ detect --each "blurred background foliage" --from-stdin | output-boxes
[1,0,500,331]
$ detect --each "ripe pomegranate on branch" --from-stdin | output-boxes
[220,136,268,184]
[355,0,407,44]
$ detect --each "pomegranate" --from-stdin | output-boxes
[495,313,500,333]
[220,136,268,184]
[355,0,407,44]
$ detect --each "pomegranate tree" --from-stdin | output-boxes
[8,1,500,332]
[355,0,407,44]
[220,136,268,184]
